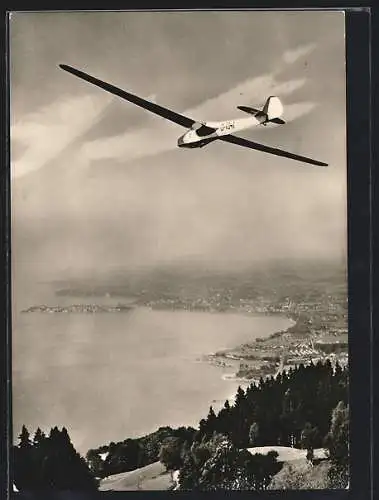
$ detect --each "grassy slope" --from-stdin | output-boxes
[99,461,174,491]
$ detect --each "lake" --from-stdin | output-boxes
[12,297,291,455]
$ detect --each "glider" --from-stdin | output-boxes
[59,64,328,167]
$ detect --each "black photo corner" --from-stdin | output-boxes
[0,5,375,500]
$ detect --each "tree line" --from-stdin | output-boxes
[12,426,98,491]
[195,360,348,451]
[86,425,196,478]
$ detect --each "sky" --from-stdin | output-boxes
[10,10,347,283]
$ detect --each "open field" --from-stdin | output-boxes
[99,461,174,491]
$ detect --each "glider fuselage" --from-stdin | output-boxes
[178,116,262,149]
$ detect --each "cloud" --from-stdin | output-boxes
[11,94,111,179]
[81,123,175,163]
[284,101,318,121]
[282,43,317,64]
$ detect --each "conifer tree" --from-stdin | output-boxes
[178,451,200,490]
[13,426,35,490]
[33,427,46,446]
[324,401,349,488]
[300,422,321,460]
[248,422,260,447]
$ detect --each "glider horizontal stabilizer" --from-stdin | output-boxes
[59,64,196,129]
[219,134,328,167]
[270,118,286,125]
[237,105,260,115]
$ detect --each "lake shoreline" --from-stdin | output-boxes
[20,300,295,387]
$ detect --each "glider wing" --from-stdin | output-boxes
[219,134,328,167]
[59,64,196,129]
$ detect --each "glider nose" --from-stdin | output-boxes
[177,133,187,147]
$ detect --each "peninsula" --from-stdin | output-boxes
[21,304,134,314]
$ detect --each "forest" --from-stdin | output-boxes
[12,359,349,491]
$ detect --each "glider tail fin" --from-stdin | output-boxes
[237,96,285,125]
[262,96,284,121]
